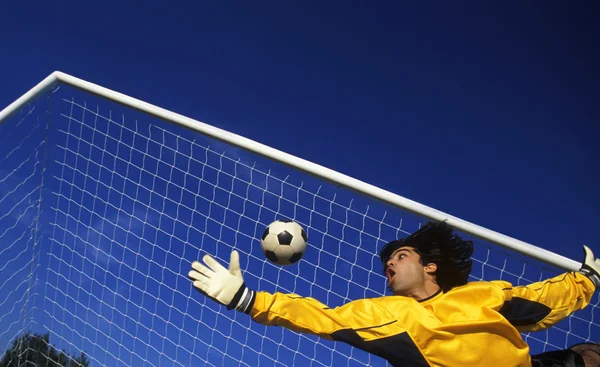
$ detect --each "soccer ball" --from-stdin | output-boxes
[261,219,308,266]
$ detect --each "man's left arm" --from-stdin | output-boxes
[498,245,598,332]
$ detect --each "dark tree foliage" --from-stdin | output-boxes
[0,332,89,367]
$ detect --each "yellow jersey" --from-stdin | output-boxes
[248,272,595,367]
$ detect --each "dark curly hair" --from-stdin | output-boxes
[380,220,474,292]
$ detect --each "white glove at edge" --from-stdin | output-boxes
[579,245,600,289]
[188,250,255,313]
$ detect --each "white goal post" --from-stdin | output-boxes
[0,71,596,367]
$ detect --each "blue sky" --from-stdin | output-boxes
[1,2,599,366]
[1,2,598,263]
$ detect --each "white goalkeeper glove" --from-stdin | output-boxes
[188,250,256,313]
[579,245,600,288]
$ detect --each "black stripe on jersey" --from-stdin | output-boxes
[498,297,552,326]
[355,320,395,331]
[331,328,429,367]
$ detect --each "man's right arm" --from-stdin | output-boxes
[245,292,352,340]
[187,250,395,341]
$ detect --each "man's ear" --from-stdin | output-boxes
[424,262,437,275]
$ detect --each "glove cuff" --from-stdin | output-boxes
[579,265,600,288]
[227,283,256,313]
[236,287,256,314]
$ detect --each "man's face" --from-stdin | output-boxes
[385,246,429,296]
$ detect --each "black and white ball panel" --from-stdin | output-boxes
[260,219,307,265]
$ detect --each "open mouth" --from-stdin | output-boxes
[386,268,396,283]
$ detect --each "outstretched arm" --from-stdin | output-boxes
[188,250,397,340]
[248,291,351,340]
[498,245,598,332]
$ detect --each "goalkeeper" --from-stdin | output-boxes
[188,221,599,367]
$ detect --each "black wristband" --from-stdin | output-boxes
[227,283,248,310]
[579,266,600,288]
[236,289,256,314]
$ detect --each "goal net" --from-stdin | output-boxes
[0,73,598,366]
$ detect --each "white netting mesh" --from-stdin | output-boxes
[0,99,50,364]
[0,85,598,366]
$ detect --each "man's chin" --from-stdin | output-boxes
[391,284,412,297]
[389,284,405,296]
